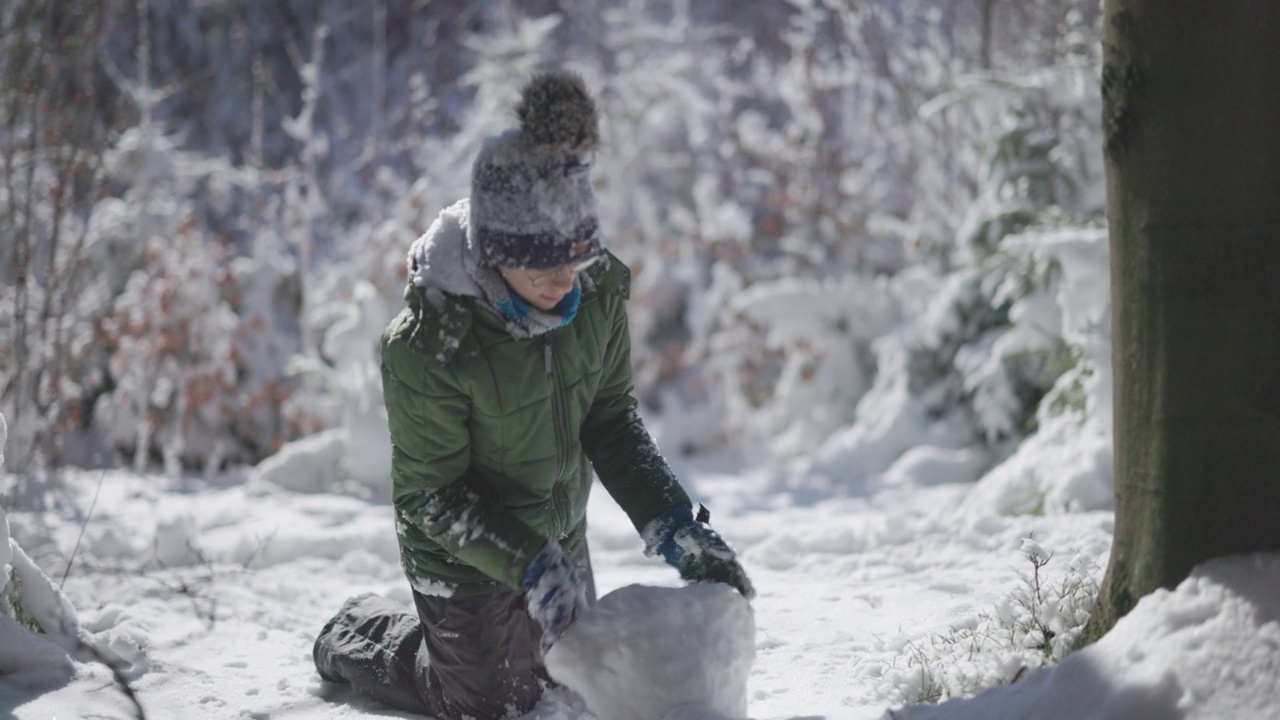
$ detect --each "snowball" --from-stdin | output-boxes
[546,583,756,720]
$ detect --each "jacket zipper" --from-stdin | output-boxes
[544,340,570,536]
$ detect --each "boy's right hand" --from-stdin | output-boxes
[522,540,588,649]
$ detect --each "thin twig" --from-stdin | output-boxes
[61,469,105,586]
[76,636,150,720]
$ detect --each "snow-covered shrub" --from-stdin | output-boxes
[924,63,1104,265]
[962,228,1113,516]
[683,267,901,461]
[99,228,239,474]
[797,245,1075,490]
[879,538,1100,705]
[913,250,1073,446]
[86,128,331,474]
[775,46,1105,493]
[899,63,1103,453]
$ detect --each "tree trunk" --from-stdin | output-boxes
[1080,1,1280,645]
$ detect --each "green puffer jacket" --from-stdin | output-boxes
[381,248,690,597]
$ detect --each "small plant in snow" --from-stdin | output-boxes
[879,537,1100,705]
[1001,537,1099,662]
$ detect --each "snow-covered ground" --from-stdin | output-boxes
[3,444,1277,719]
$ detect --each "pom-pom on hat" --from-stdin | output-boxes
[468,70,603,270]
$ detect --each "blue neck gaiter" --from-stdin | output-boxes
[496,284,581,336]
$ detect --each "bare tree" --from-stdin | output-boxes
[1080,1,1280,643]
[1,2,113,481]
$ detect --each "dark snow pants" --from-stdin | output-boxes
[313,545,595,720]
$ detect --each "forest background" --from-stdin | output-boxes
[1,0,1108,518]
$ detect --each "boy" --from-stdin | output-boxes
[313,70,752,720]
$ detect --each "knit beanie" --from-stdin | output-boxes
[467,70,603,270]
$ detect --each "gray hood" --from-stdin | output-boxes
[407,199,484,300]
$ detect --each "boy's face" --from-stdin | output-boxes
[498,247,599,312]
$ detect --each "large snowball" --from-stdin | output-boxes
[546,583,755,720]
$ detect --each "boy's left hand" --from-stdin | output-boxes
[644,506,756,600]
[672,523,756,600]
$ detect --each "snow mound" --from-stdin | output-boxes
[546,583,756,720]
[893,552,1280,720]
[0,614,74,688]
[246,428,347,493]
[1,411,77,690]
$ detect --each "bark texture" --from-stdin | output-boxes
[1081,0,1280,645]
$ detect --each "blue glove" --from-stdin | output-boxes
[643,505,756,600]
[522,541,589,649]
